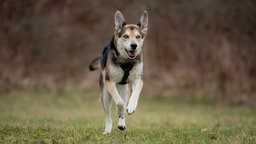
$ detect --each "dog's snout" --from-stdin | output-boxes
[130,43,137,50]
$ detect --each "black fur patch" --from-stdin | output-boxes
[101,46,108,69]
[105,72,110,81]
[129,26,135,31]
[137,22,141,27]
[101,37,117,69]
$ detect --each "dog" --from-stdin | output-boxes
[89,10,148,134]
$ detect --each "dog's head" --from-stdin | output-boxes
[114,10,148,60]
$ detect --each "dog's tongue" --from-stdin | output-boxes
[128,50,136,56]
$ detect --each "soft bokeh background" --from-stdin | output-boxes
[1,0,256,107]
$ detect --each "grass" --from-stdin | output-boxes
[0,89,256,144]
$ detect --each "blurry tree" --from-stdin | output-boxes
[0,0,255,106]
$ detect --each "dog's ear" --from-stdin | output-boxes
[114,10,126,33]
[138,10,148,35]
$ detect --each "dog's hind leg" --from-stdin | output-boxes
[116,84,129,131]
[101,88,112,134]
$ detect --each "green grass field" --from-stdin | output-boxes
[0,89,256,143]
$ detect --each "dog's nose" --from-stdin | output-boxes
[130,43,137,50]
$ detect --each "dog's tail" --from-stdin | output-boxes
[89,57,101,71]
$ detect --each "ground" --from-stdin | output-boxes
[0,89,256,143]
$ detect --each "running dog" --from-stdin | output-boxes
[89,10,148,134]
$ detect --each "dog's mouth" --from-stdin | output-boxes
[125,49,136,58]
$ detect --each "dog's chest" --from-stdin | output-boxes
[108,63,143,84]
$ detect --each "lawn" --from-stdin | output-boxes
[0,89,255,143]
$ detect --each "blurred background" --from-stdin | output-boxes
[0,0,255,107]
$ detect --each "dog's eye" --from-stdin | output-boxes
[123,34,129,39]
[136,35,141,39]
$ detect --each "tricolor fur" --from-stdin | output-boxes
[89,10,148,134]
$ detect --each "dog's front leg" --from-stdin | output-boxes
[127,79,143,115]
[105,81,125,118]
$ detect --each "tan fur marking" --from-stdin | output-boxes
[123,24,139,30]
[104,81,124,105]
[126,86,131,105]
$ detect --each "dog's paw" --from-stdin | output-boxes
[102,131,111,135]
[118,125,126,131]
[117,117,126,131]
[103,121,112,135]
[127,101,137,115]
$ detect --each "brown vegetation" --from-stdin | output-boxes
[0,0,255,106]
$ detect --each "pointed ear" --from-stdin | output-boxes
[138,10,148,35]
[114,10,126,33]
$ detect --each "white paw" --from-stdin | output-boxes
[116,101,125,118]
[103,131,111,135]
[117,118,126,131]
[103,121,112,134]
[127,101,137,115]
[118,125,126,131]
